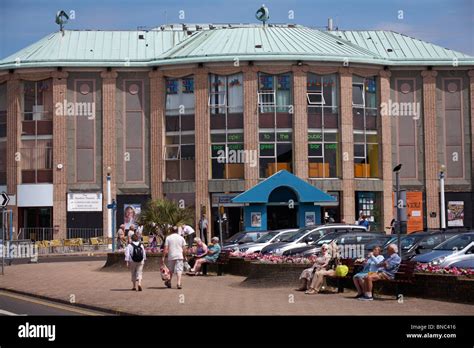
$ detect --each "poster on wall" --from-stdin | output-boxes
[447,201,464,227]
[124,204,141,229]
[67,193,102,212]
[305,212,316,226]
[251,212,261,227]
[406,192,423,233]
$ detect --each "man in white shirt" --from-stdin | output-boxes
[162,228,187,289]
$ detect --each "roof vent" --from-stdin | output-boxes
[255,44,263,48]
[138,34,145,39]
[327,18,334,31]
[387,48,393,52]
[55,10,69,33]
[255,5,270,26]
[336,41,344,45]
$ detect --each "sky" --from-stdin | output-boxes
[0,0,473,58]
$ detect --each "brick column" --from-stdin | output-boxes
[379,70,393,231]
[6,74,20,238]
[101,70,118,237]
[339,68,355,224]
[149,70,165,200]
[194,69,211,239]
[243,66,259,189]
[52,71,69,240]
[469,71,474,205]
[421,70,439,228]
[292,67,308,180]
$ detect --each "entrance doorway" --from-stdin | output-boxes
[212,206,243,241]
[267,205,298,230]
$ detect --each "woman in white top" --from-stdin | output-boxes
[125,234,146,291]
[296,244,332,291]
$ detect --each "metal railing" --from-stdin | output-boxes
[18,228,54,241]
[67,228,103,240]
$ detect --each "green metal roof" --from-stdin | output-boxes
[329,30,472,62]
[1,24,473,70]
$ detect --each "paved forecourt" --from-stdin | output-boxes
[0,261,472,315]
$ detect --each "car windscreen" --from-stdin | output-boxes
[314,232,340,246]
[434,234,474,251]
[225,232,245,244]
[281,228,313,242]
[254,231,279,243]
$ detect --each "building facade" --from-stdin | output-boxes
[0,24,473,241]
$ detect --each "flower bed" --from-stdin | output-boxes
[415,263,474,277]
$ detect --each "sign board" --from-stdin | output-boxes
[393,191,423,233]
[447,201,464,227]
[1,192,10,207]
[67,193,102,212]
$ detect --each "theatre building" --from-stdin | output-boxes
[0,21,473,241]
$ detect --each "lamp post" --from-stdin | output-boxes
[393,164,403,257]
[439,164,446,231]
[106,166,112,250]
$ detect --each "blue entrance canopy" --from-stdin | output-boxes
[232,170,336,204]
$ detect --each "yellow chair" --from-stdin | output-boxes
[142,236,150,246]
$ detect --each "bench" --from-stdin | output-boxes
[326,258,358,293]
[202,249,231,276]
[375,260,416,298]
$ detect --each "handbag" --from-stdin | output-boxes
[160,264,171,281]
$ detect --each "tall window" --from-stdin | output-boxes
[443,78,464,178]
[75,80,95,183]
[124,80,145,182]
[396,79,417,178]
[307,73,340,178]
[258,73,293,178]
[165,77,195,181]
[209,73,244,179]
[0,83,6,185]
[352,76,379,178]
[21,80,53,183]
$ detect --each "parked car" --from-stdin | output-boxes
[283,231,385,258]
[231,229,299,254]
[383,231,462,260]
[261,224,367,256]
[448,259,474,269]
[412,232,474,266]
[223,231,270,249]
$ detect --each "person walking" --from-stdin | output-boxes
[125,234,146,291]
[198,213,209,245]
[162,227,187,289]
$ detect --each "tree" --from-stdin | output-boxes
[137,199,194,241]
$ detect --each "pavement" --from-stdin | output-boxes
[0,260,473,315]
[0,291,108,316]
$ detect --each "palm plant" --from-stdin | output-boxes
[137,199,194,240]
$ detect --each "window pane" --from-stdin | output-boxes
[325,144,339,177]
[212,159,225,179]
[166,161,180,180]
[308,107,322,128]
[276,143,292,163]
[308,143,322,157]
[227,113,243,129]
[354,144,365,157]
[210,114,226,129]
[259,143,275,157]
[181,114,195,131]
[367,143,379,178]
[308,157,324,178]
[259,132,275,142]
[165,116,179,132]
[352,84,364,105]
[260,158,275,178]
[259,113,275,128]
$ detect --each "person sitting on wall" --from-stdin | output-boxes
[116,228,128,250]
[187,237,221,275]
[359,244,401,301]
[304,241,340,294]
[352,246,384,298]
[296,243,331,291]
[188,237,208,269]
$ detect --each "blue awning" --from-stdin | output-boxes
[232,170,336,204]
